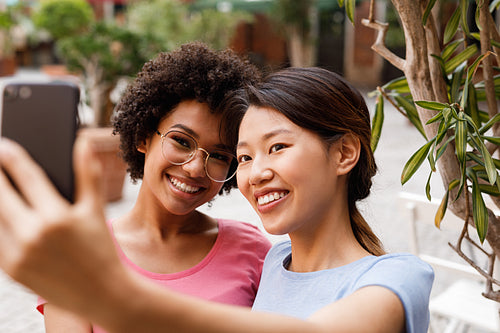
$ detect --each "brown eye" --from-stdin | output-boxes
[237,155,251,164]
[270,144,286,153]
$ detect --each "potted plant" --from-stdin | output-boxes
[32,0,93,75]
[32,0,150,201]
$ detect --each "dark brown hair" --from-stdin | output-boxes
[246,67,384,255]
[112,42,260,193]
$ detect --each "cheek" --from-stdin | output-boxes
[236,170,252,200]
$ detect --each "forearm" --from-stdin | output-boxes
[91,270,322,333]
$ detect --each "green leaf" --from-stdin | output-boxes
[479,113,500,135]
[492,39,500,49]
[426,111,444,125]
[436,179,460,227]
[466,84,480,127]
[467,53,490,83]
[382,76,410,93]
[490,0,500,11]
[484,136,500,145]
[422,0,437,25]
[435,188,449,229]
[371,94,384,152]
[450,67,464,103]
[460,80,470,111]
[443,107,453,124]
[442,39,462,61]
[443,6,461,44]
[467,151,485,166]
[436,136,454,161]
[435,120,448,145]
[460,0,469,36]
[455,112,467,164]
[425,170,433,201]
[401,139,436,185]
[478,184,500,196]
[428,143,436,172]
[445,44,478,74]
[470,32,481,42]
[475,3,481,31]
[416,100,449,111]
[470,171,488,243]
[480,143,497,185]
[394,95,427,139]
[337,0,345,7]
[345,0,355,24]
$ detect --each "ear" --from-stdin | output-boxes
[333,133,360,176]
[137,139,148,154]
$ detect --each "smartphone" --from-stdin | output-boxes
[0,80,80,202]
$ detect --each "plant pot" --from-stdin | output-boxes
[78,127,127,202]
[0,56,17,76]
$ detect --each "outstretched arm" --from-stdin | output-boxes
[0,138,404,333]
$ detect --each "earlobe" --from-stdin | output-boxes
[137,140,148,154]
[335,134,361,176]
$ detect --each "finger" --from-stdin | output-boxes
[73,137,105,213]
[0,138,66,212]
[0,140,34,224]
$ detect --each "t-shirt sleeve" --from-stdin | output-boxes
[354,254,434,333]
[36,296,46,315]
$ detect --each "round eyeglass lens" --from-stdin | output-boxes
[205,151,236,182]
[161,131,196,165]
[161,130,236,182]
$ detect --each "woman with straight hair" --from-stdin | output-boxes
[0,67,433,333]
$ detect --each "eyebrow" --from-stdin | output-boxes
[237,128,293,149]
[170,124,199,139]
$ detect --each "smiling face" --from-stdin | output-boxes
[138,100,227,216]
[236,106,345,236]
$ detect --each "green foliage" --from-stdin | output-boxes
[57,22,149,83]
[126,0,251,53]
[272,0,317,35]
[337,0,355,24]
[367,1,500,243]
[0,10,14,30]
[32,0,94,40]
[126,0,190,53]
[189,9,253,50]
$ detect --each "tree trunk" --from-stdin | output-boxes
[389,0,500,260]
[286,25,315,67]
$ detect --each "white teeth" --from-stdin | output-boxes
[257,192,286,206]
[169,177,200,193]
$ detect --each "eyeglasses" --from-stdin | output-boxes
[156,130,237,183]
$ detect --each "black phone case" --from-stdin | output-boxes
[1,81,79,202]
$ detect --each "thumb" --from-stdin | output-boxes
[73,136,105,211]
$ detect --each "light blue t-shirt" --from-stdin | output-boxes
[252,241,434,333]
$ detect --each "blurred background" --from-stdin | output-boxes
[0,0,496,332]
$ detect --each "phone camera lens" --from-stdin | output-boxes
[4,86,17,100]
[19,86,32,99]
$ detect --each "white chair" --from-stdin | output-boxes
[397,191,500,333]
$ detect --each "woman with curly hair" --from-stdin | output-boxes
[37,42,271,332]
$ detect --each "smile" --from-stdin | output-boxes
[168,176,202,194]
[257,191,288,206]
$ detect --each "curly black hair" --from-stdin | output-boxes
[112,42,260,193]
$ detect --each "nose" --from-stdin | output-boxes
[182,149,207,179]
[248,157,273,185]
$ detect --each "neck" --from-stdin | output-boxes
[287,201,370,273]
[118,187,215,240]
